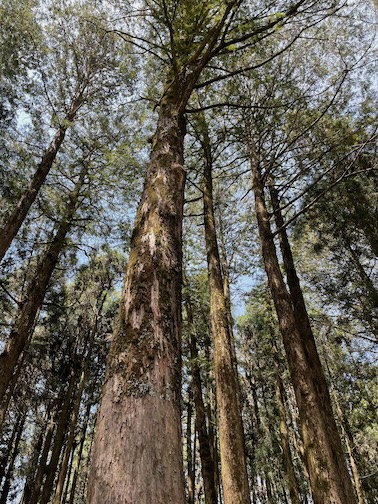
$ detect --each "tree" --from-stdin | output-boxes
[87,2,319,502]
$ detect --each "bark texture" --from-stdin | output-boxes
[252,157,357,504]
[202,129,250,504]
[87,86,186,504]
[0,167,87,403]
[0,91,84,262]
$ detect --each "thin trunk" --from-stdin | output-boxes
[0,413,19,485]
[62,444,76,504]
[53,315,98,504]
[252,154,356,504]
[191,337,218,504]
[87,84,186,504]
[333,393,365,504]
[0,414,25,504]
[267,300,301,504]
[0,166,88,403]
[0,89,85,262]
[28,414,55,504]
[201,123,250,504]
[68,400,92,504]
[52,369,87,504]
[323,358,365,504]
[20,406,51,504]
[0,342,28,431]
[275,376,301,504]
[39,371,77,504]
[187,388,195,504]
[185,292,218,504]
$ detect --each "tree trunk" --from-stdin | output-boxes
[87,83,186,504]
[187,387,195,504]
[68,399,92,504]
[20,406,51,504]
[275,375,301,504]
[39,371,77,504]
[0,414,25,504]
[53,313,99,504]
[0,165,88,403]
[251,154,356,504]
[202,126,250,504]
[0,90,85,262]
[28,414,56,504]
[52,369,87,504]
[184,291,218,504]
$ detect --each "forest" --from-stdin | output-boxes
[0,0,377,503]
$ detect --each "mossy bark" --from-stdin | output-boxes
[252,157,357,504]
[87,85,186,504]
[202,127,250,504]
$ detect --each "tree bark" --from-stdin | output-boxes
[0,90,85,262]
[251,153,357,504]
[87,83,187,504]
[0,165,88,403]
[202,126,250,504]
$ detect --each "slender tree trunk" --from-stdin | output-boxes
[0,412,19,485]
[187,387,195,504]
[20,406,51,504]
[202,127,250,504]
[87,83,187,504]
[0,90,85,262]
[39,371,77,504]
[53,313,99,504]
[191,337,218,504]
[0,414,25,504]
[62,444,76,504]
[0,342,28,431]
[275,375,301,504]
[184,291,218,504]
[68,400,92,504]
[28,415,56,504]
[52,369,87,504]
[0,166,88,403]
[251,153,357,504]
[334,393,365,504]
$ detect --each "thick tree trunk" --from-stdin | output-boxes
[0,166,87,403]
[252,156,357,504]
[202,128,250,504]
[0,91,84,262]
[87,85,186,504]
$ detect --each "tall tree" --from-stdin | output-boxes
[87,2,316,502]
[250,137,357,503]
